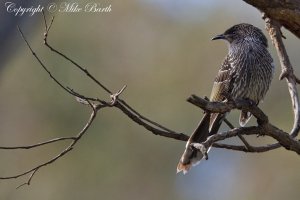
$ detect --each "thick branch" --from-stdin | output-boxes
[187,95,268,124]
[265,18,300,138]
[194,124,300,155]
[188,95,300,154]
[243,0,300,38]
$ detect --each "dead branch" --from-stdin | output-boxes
[0,100,99,188]
[187,95,269,124]
[188,95,300,155]
[0,137,75,150]
[2,5,300,187]
[243,0,300,39]
[0,15,190,188]
[224,118,253,151]
[264,17,300,138]
[41,13,183,138]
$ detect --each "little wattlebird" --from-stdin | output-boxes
[177,23,274,174]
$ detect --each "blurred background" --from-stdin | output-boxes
[1,0,300,199]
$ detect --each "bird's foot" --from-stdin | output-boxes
[256,129,266,137]
[221,91,234,103]
[244,98,256,107]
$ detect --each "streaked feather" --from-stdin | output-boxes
[177,23,274,174]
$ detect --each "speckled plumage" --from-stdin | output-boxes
[177,23,274,174]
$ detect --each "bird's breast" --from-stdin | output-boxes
[230,49,274,103]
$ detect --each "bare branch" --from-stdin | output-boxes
[2,17,190,187]
[16,169,37,189]
[223,118,253,151]
[0,137,75,150]
[187,95,300,154]
[194,124,300,155]
[0,104,98,187]
[17,26,98,103]
[118,99,178,133]
[243,0,300,38]
[42,12,112,95]
[187,95,269,125]
[4,11,300,188]
[264,17,300,138]
[114,102,189,141]
[1,26,103,185]
[41,14,187,141]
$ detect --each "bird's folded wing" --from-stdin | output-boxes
[209,56,232,131]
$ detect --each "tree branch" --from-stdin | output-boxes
[3,6,300,187]
[264,17,300,138]
[224,118,253,151]
[188,95,300,155]
[187,95,268,125]
[0,101,98,188]
[243,0,300,38]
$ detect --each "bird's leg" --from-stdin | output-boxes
[243,98,266,127]
[244,98,256,106]
[256,130,266,138]
[221,91,235,103]
[204,96,210,101]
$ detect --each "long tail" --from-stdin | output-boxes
[177,113,224,174]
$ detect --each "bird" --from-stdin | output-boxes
[177,23,274,174]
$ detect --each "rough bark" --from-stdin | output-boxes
[243,0,300,38]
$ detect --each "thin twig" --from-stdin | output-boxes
[42,12,112,95]
[16,169,38,189]
[19,24,102,105]
[118,99,178,133]
[1,25,101,187]
[41,13,181,137]
[17,26,70,94]
[114,102,189,141]
[0,105,97,186]
[0,137,75,150]
[224,118,253,151]
[213,142,282,152]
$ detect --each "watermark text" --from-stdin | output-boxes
[4,1,112,16]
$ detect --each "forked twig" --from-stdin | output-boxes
[0,26,102,188]
[0,102,98,188]
[224,118,253,151]
[0,15,188,188]
[41,12,183,136]
[264,17,300,138]
[2,12,300,187]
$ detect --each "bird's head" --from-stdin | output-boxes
[212,23,268,47]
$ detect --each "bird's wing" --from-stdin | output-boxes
[209,56,232,131]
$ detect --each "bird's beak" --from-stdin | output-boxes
[211,34,226,41]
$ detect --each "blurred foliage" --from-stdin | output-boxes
[0,0,300,200]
